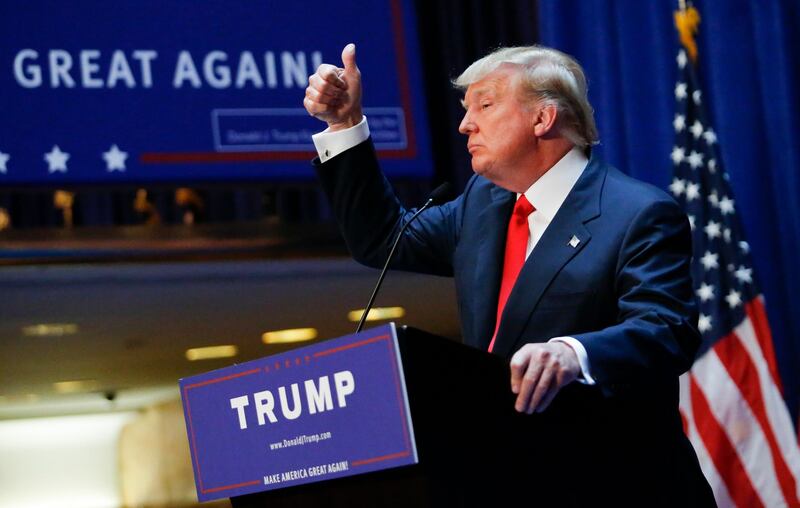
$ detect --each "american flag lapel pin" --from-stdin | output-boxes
[569,235,580,248]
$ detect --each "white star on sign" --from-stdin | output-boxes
[723,228,732,243]
[0,150,9,174]
[704,221,722,240]
[44,145,70,173]
[708,159,717,173]
[677,50,687,69]
[734,266,753,284]
[739,241,750,253]
[703,129,717,145]
[669,178,686,197]
[673,114,686,132]
[692,90,702,105]
[698,314,713,333]
[719,196,735,215]
[685,182,700,201]
[696,283,715,302]
[708,191,719,207]
[675,82,688,100]
[725,290,742,308]
[671,146,685,165]
[700,250,719,270]
[687,151,704,169]
[102,144,128,172]
[690,120,704,139]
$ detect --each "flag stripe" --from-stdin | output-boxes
[689,373,765,508]
[680,374,738,508]
[693,347,788,507]
[746,297,783,393]
[714,324,799,506]
[737,302,800,487]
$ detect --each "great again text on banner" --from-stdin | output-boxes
[0,1,431,185]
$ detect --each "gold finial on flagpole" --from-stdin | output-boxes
[674,1,701,63]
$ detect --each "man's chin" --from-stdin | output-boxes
[471,161,488,176]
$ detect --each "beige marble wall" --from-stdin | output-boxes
[118,399,231,508]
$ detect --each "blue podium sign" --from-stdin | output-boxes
[179,324,418,502]
[0,1,432,185]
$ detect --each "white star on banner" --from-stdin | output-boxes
[708,158,717,173]
[675,82,688,100]
[725,290,742,308]
[703,129,717,145]
[44,145,70,173]
[0,151,9,173]
[692,90,702,105]
[687,150,704,169]
[700,250,719,270]
[696,283,715,302]
[708,191,719,207]
[698,314,713,333]
[102,144,128,172]
[723,228,732,243]
[671,146,686,165]
[739,241,750,253]
[685,182,700,201]
[734,266,753,284]
[704,220,722,240]
[719,196,735,215]
[674,114,686,132]
[669,178,686,197]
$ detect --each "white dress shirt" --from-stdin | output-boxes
[313,117,595,384]
[520,148,595,384]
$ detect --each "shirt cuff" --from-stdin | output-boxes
[311,116,370,163]
[549,336,596,385]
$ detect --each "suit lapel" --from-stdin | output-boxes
[471,185,515,349]
[491,160,606,358]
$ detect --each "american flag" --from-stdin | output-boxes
[671,7,800,507]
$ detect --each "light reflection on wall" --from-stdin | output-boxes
[0,412,135,508]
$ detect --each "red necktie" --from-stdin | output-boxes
[488,195,534,352]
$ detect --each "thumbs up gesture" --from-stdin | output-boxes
[304,43,363,131]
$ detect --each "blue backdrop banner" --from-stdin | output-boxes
[0,0,432,185]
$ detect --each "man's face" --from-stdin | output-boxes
[458,67,537,191]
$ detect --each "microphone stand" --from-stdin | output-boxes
[355,183,450,333]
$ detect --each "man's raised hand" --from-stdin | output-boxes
[304,43,363,131]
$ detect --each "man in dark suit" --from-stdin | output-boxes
[304,44,715,506]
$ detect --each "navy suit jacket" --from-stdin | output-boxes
[316,139,715,506]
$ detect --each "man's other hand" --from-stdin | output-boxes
[510,342,580,413]
[304,43,363,131]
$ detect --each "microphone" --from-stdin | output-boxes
[355,182,452,333]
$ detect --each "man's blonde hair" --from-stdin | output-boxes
[454,46,599,149]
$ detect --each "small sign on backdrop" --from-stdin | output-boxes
[179,324,418,501]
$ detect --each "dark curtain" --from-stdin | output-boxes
[539,0,800,419]
[414,0,539,190]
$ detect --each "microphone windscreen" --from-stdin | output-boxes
[427,182,452,204]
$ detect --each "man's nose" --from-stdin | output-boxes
[458,112,475,135]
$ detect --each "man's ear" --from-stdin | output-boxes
[532,103,558,138]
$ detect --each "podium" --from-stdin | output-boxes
[228,326,541,507]
[183,324,715,507]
